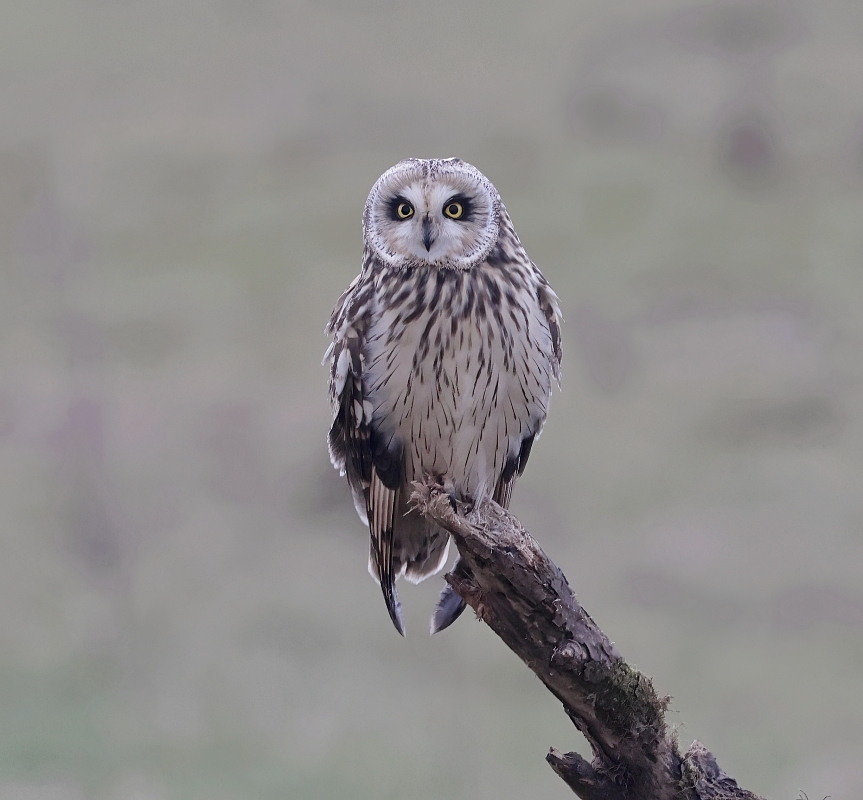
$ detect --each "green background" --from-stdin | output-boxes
[2,1,863,797]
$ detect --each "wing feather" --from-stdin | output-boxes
[325,271,406,635]
[492,432,535,509]
[536,276,563,381]
[368,468,405,635]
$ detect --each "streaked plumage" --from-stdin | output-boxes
[325,158,562,635]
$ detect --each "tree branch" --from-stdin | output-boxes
[411,480,765,800]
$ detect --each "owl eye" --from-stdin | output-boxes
[396,202,414,219]
[444,201,464,219]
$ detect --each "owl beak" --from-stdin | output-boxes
[422,216,434,252]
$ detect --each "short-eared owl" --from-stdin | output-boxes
[325,158,562,635]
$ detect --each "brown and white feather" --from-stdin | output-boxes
[325,158,561,634]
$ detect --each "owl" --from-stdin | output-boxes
[325,158,562,635]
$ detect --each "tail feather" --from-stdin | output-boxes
[393,490,451,585]
[367,487,452,635]
[381,576,405,636]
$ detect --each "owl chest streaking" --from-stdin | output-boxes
[325,158,562,635]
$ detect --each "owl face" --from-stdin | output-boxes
[363,158,501,270]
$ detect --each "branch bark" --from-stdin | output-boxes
[411,480,765,800]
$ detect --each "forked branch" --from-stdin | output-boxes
[411,480,764,800]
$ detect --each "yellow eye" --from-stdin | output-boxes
[444,201,463,219]
[396,202,414,219]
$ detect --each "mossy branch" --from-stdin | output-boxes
[411,479,765,800]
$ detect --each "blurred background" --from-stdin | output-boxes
[2,1,863,798]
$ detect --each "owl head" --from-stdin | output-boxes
[363,158,501,270]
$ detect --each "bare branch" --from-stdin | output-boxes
[411,480,765,800]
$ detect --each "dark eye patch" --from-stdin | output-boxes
[443,193,473,221]
[388,195,414,221]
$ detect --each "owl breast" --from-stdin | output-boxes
[362,261,556,502]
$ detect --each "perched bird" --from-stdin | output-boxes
[325,158,562,635]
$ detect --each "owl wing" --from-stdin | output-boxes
[493,433,535,508]
[537,273,563,381]
[325,273,406,635]
[491,272,562,507]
